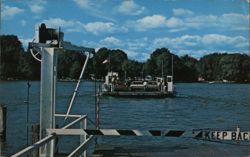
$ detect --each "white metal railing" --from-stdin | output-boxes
[67,135,94,157]
[54,114,82,118]
[11,114,94,157]
[62,115,87,129]
[11,134,56,157]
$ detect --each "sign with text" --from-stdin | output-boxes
[194,130,250,141]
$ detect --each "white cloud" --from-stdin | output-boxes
[117,0,145,15]
[127,12,248,33]
[218,13,249,30]
[41,18,84,33]
[29,0,47,14]
[129,12,245,32]
[154,35,200,49]
[82,37,150,60]
[133,15,167,31]
[30,5,44,14]
[153,34,248,51]
[73,0,92,8]
[127,38,149,50]
[41,18,125,35]
[185,15,218,28]
[201,34,248,47]
[83,22,116,34]
[153,34,249,58]
[21,20,26,26]
[173,8,193,16]
[100,36,123,46]
[173,13,248,32]
[42,18,75,28]
[166,17,183,28]
[73,0,116,22]
[2,5,24,18]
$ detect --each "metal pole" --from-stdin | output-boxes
[40,48,57,157]
[65,52,90,120]
[26,81,31,147]
[79,118,87,157]
[96,85,100,130]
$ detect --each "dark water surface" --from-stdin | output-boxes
[0,81,250,156]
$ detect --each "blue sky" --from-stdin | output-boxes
[1,0,249,61]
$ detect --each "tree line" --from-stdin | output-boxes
[1,35,250,83]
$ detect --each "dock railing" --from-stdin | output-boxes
[12,114,95,157]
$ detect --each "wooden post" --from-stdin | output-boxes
[0,105,6,141]
[31,124,40,157]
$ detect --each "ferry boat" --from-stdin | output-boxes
[102,72,175,98]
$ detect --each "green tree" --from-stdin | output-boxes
[0,35,23,79]
[145,48,172,77]
[110,49,128,77]
[180,55,198,82]
[93,48,128,79]
[219,54,250,82]
[197,53,226,81]
[144,48,188,82]
[58,51,73,79]
[69,61,81,79]
[18,51,40,80]
[122,60,143,79]
[93,48,110,79]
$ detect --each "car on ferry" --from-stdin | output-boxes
[146,81,159,91]
[130,81,147,91]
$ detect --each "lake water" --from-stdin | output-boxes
[0,81,250,156]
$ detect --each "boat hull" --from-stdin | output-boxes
[102,91,175,98]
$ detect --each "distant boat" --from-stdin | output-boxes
[102,55,175,98]
[102,72,175,98]
[208,80,235,84]
[209,81,215,84]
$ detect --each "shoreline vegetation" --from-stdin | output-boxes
[1,35,250,83]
